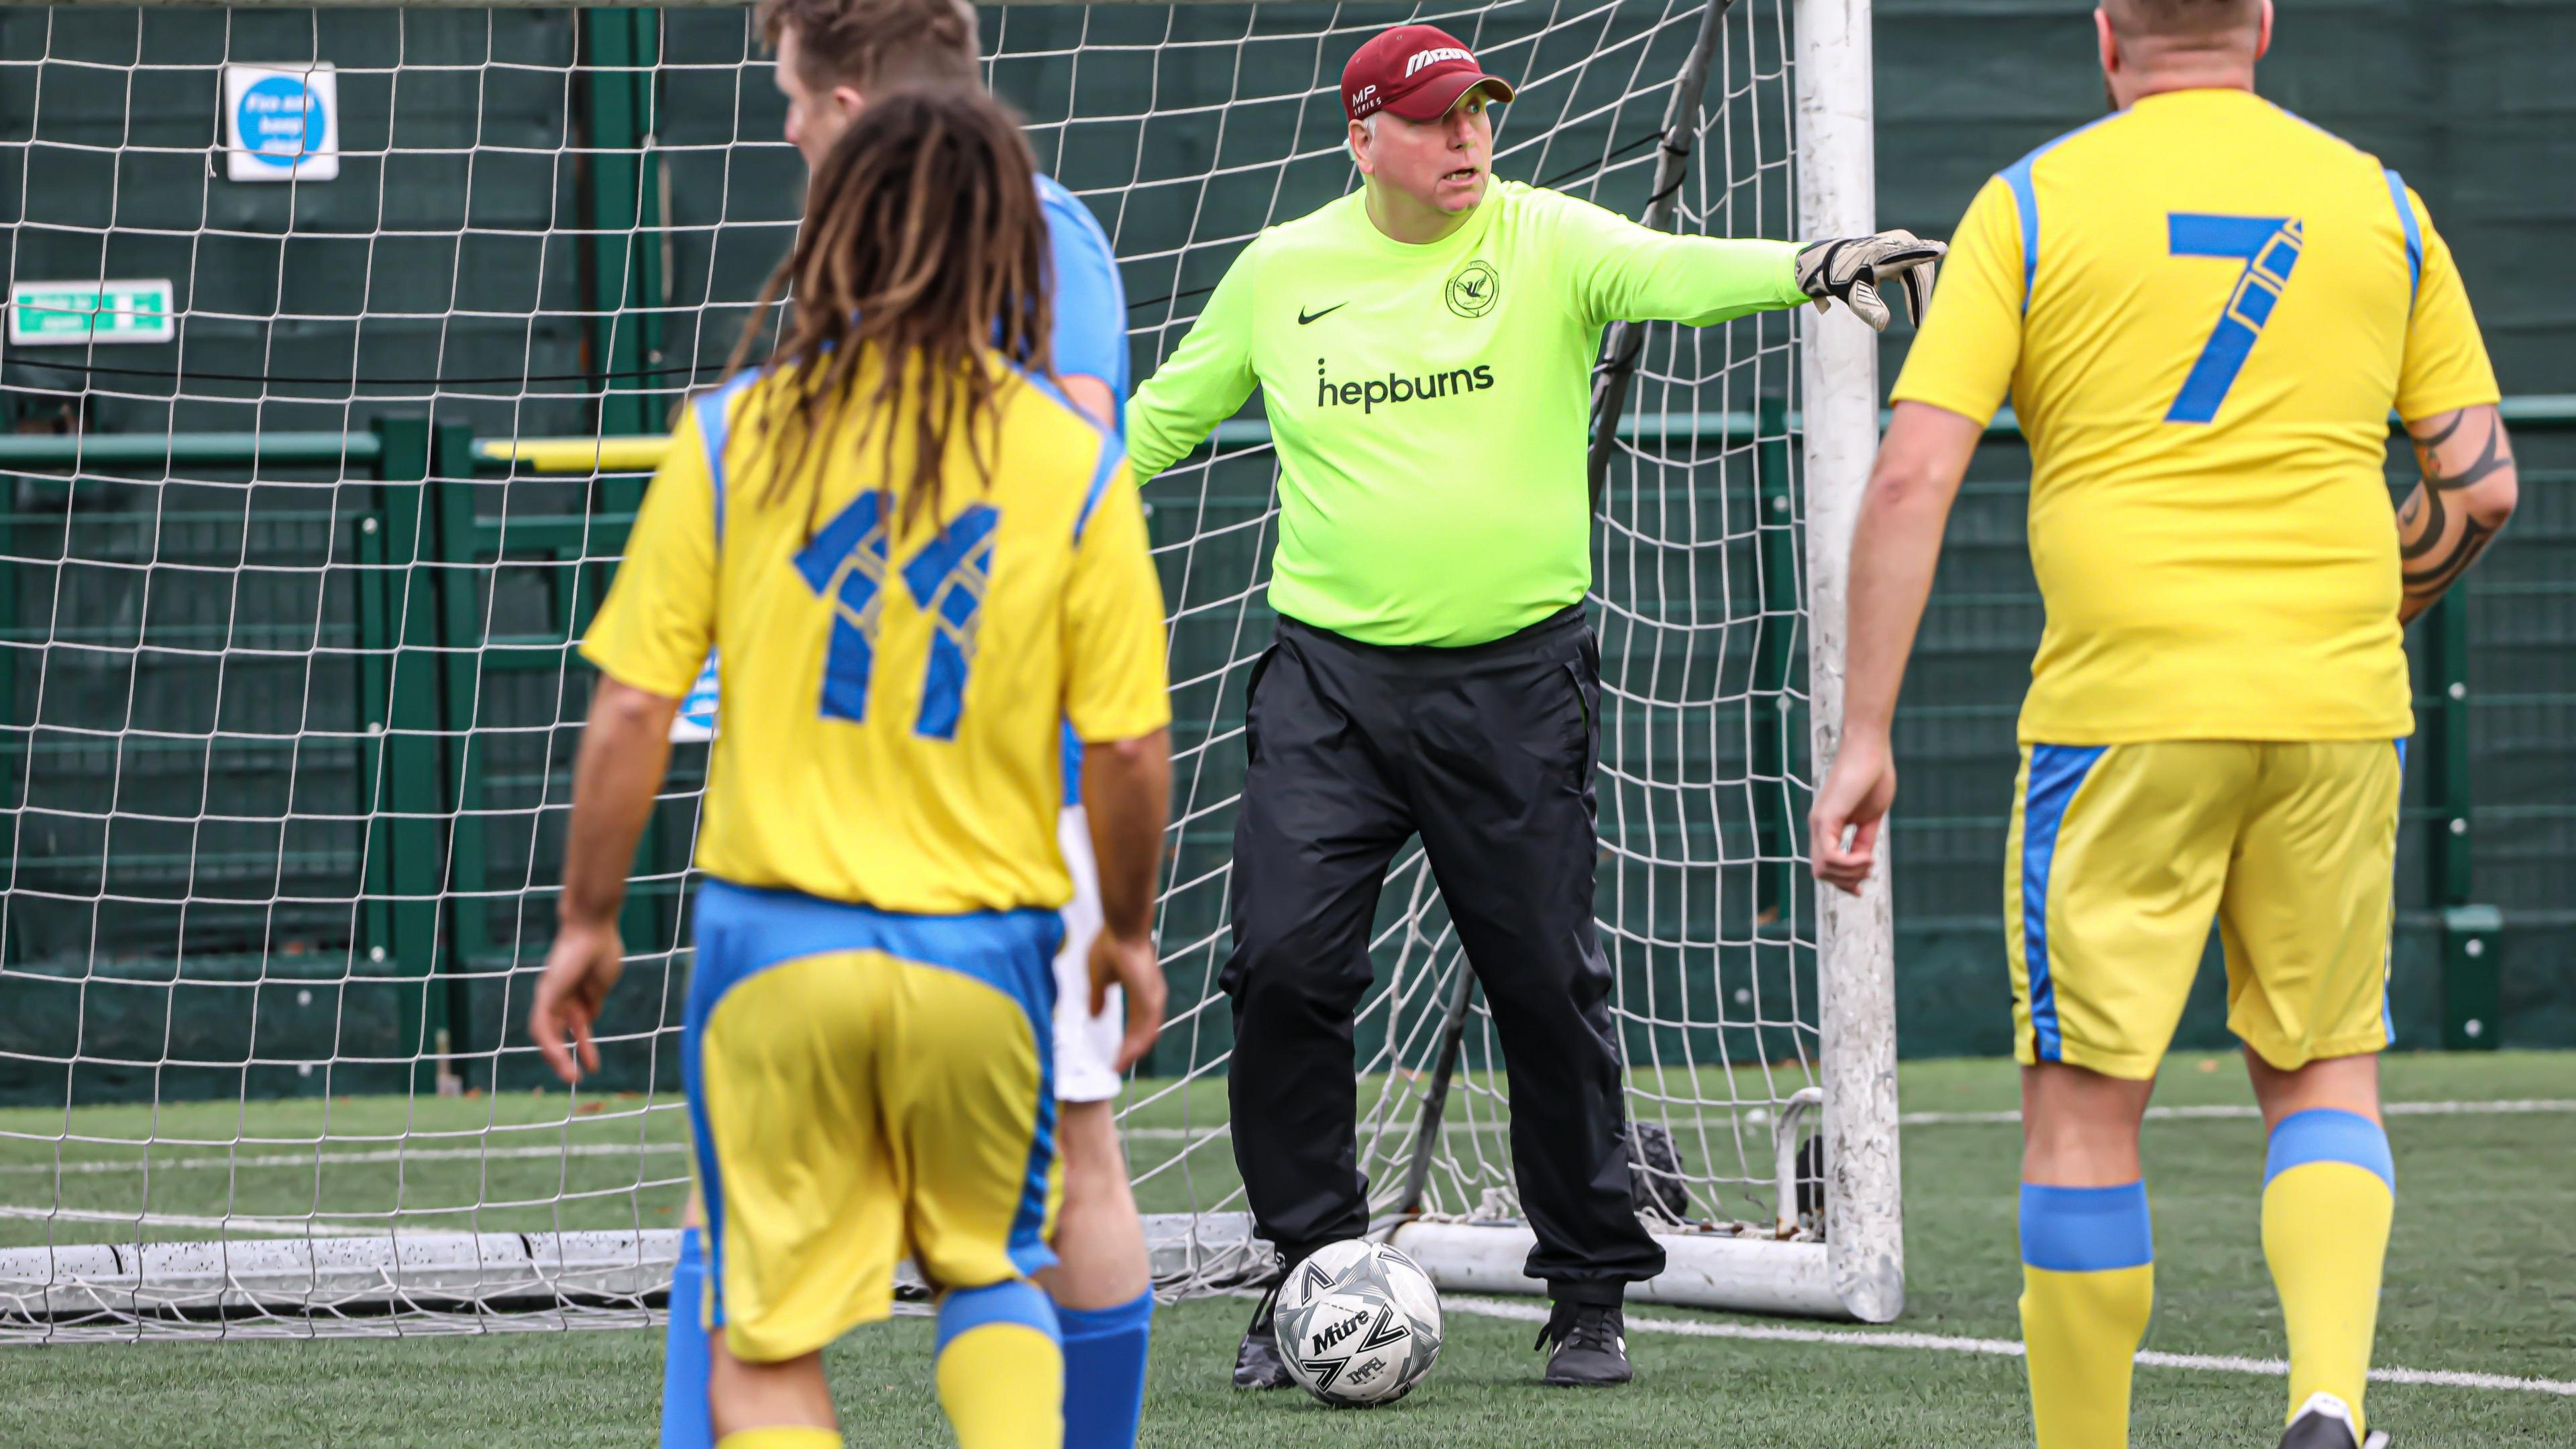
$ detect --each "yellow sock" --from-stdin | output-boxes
[2263,1108,2396,1431]
[2020,1182,2155,1449]
[714,1430,841,1449]
[934,1280,1064,1449]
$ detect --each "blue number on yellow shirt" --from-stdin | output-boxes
[2165,213,2303,425]
[794,492,892,722]
[898,504,1000,741]
[794,494,1001,739]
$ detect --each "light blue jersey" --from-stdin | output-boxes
[1034,173,1134,800]
[1036,172,1132,427]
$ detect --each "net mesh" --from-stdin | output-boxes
[0,0,1824,1341]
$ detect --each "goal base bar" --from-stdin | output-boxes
[1392,1222,1851,1320]
[2,1214,1870,1331]
[1,1230,677,1332]
[0,1214,1273,1333]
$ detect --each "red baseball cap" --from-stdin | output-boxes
[1342,24,1515,123]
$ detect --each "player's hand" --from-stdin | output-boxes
[1088,927,1167,1075]
[1796,231,1946,332]
[529,919,625,1084]
[1810,731,1897,896]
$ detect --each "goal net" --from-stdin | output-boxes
[0,0,1894,1340]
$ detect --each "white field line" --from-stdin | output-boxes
[1,1099,2566,1174]
[1899,1098,2576,1127]
[0,1205,379,1238]
[1130,1097,2576,1138]
[0,1142,693,1177]
[1442,1295,2576,1397]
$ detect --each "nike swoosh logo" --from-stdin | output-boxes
[1297,303,1346,325]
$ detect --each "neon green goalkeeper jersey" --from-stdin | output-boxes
[1128,179,1808,647]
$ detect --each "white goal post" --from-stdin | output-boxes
[1790,0,1903,1324]
[0,0,1896,1340]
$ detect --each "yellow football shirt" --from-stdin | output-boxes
[1891,89,2499,745]
[582,358,1173,914]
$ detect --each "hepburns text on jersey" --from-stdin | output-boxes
[1316,357,1496,414]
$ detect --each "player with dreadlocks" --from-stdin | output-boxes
[529,85,1173,1449]
[656,5,1164,1442]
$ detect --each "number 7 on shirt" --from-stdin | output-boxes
[2165,213,2304,425]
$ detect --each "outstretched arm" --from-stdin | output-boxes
[2396,404,2518,625]
[1558,189,1941,333]
[1809,402,1985,895]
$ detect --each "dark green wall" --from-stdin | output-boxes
[1874,0,2576,395]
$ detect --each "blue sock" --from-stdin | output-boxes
[660,1228,714,1449]
[1057,1290,1154,1449]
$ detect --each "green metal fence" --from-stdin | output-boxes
[0,419,683,1101]
[5,398,2566,1104]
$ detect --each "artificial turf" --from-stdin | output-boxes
[1,1051,2569,1447]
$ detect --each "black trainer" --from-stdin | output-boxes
[1534,1299,1631,1386]
[2280,1391,2390,1449]
[1232,1279,1294,1390]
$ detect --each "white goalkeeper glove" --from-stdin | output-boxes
[1795,230,1945,332]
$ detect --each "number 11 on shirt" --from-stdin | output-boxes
[2165,213,2303,425]
[794,491,1002,739]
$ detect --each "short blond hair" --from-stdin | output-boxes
[757,0,979,95]
[2102,0,2259,39]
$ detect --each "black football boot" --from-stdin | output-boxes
[1534,1298,1632,1387]
[1232,1277,1294,1390]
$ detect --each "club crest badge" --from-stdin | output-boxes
[1445,259,1500,318]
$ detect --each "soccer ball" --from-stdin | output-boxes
[1273,1239,1443,1407]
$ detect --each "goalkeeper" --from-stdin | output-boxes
[1123,21,1939,1390]
[1810,3,2516,1448]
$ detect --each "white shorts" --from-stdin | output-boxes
[1053,805,1124,1104]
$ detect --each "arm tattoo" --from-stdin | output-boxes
[2412,410,2512,492]
[2412,409,2467,450]
[2396,409,2509,606]
[2403,517,2495,601]
[2398,484,2448,561]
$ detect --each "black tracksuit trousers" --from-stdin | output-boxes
[1219,603,1666,1304]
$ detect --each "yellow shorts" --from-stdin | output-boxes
[2004,740,2402,1080]
[684,879,1063,1364]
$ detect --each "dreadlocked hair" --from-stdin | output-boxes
[722,85,1053,537]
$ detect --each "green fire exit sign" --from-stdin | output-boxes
[8,279,176,345]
